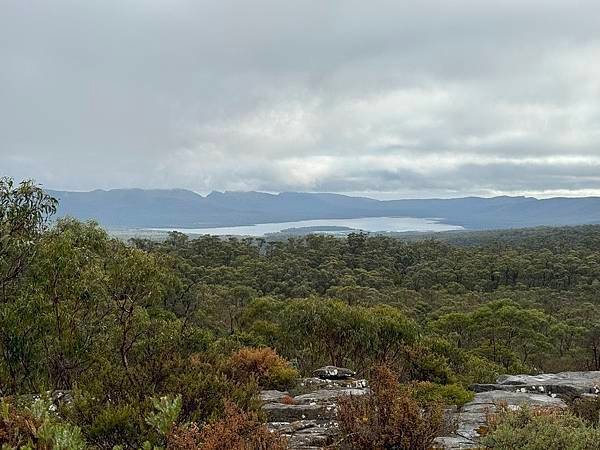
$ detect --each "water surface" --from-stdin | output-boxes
[150,216,462,236]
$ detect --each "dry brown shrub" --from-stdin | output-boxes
[280,395,296,405]
[167,422,203,450]
[166,402,286,450]
[0,401,46,449]
[571,395,600,425]
[195,402,286,450]
[337,365,444,450]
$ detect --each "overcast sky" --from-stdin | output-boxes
[2,0,600,198]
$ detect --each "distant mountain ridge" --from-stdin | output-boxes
[47,189,600,230]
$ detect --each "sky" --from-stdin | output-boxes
[2,0,600,199]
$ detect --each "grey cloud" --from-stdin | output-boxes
[1,0,600,196]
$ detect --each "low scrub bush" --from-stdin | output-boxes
[337,365,444,450]
[0,398,86,450]
[173,402,286,450]
[571,395,600,426]
[222,347,298,390]
[410,381,474,407]
[481,405,600,449]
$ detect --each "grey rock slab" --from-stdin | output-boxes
[267,419,319,434]
[462,389,566,413]
[433,435,478,450]
[293,388,369,405]
[434,389,567,449]
[260,389,290,403]
[472,371,600,398]
[286,423,338,449]
[267,420,339,449]
[263,403,336,422]
[299,377,368,390]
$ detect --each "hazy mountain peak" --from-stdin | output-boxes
[44,188,600,230]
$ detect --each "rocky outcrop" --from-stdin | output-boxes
[312,366,356,380]
[263,369,599,449]
[434,390,567,449]
[262,367,368,449]
[471,370,600,398]
[435,371,600,449]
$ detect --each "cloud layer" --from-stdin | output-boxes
[2,0,600,197]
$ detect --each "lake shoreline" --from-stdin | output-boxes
[145,216,463,237]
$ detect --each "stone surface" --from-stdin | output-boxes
[260,389,290,403]
[312,366,356,380]
[293,388,369,405]
[263,403,335,422]
[299,377,368,390]
[268,420,339,449]
[261,375,369,449]
[436,378,574,449]
[265,370,599,449]
[471,370,600,398]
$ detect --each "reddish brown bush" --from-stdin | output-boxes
[337,365,444,450]
[196,402,285,450]
[280,395,296,405]
[167,422,203,450]
[571,395,600,426]
[0,401,45,449]
[222,347,298,390]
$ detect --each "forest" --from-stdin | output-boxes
[2,178,600,449]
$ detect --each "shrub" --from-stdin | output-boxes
[571,395,600,426]
[0,399,41,448]
[458,353,503,385]
[166,422,203,449]
[145,395,182,436]
[86,403,141,449]
[337,365,444,450]
[62,389,149,449]
[280,395,296,405]
[409,381,474,407]
[188,402,286,450]
[222,347,298,390]
[401,341,456,384]
[481,405,600,449]
[0,398,86,450]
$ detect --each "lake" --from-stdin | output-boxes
[150,216,463,236]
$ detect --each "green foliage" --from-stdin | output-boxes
[0,177,57,292]
[145,395,182,436]
[410,382,474,407]
[37,420,86,450]
[85,402,141,449]
[259,298,416,371]
[0,397,86,450]
[222,347,299,390]
[481,406,600,449]
[571,395,600,426]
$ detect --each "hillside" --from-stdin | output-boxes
[48,189,600,230]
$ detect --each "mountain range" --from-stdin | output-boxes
[46,189,600,230]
